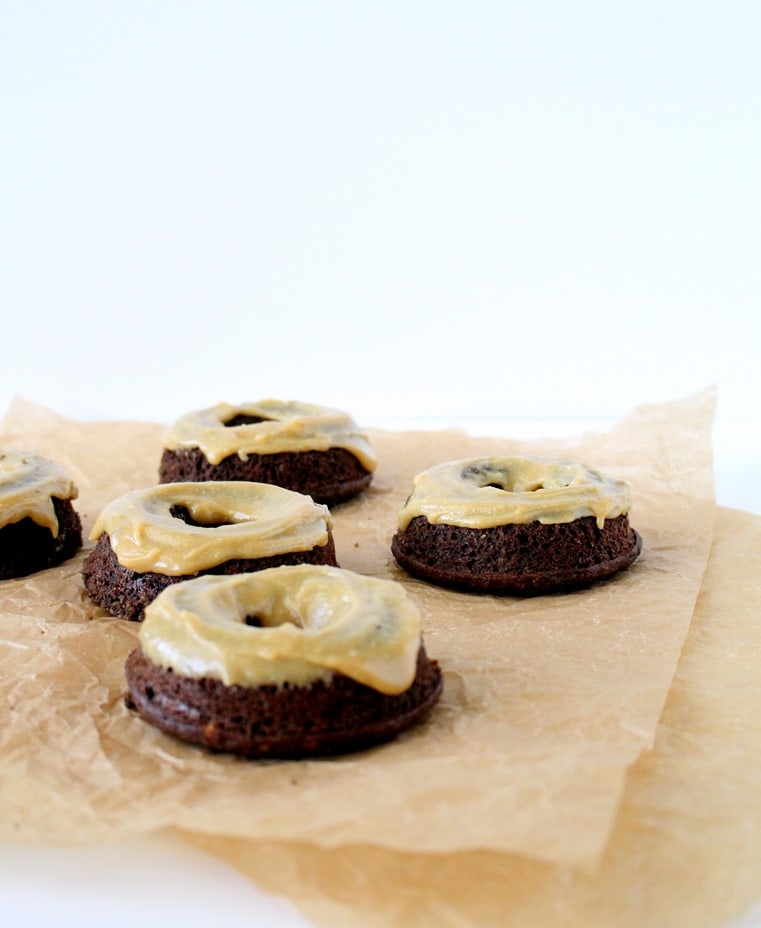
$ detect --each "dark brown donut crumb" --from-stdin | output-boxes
[82,531,338,621]
[159,447,373,507]
[0,497,82,580]
[125,645,442,758]
[391,514,642,595]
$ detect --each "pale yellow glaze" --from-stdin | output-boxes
[0,450,78,536]
[162,399,378,471]
[397,456,632,530]
[89,482,332,576]
[139,565,422,694]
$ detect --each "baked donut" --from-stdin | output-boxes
[391,456,642,595]
[0,450,82,579]
[125,565,443,758]
[82,481,337,621]
[158,399,377,506]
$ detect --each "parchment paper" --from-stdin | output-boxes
[187,505,761,928]
[0,392,715,867]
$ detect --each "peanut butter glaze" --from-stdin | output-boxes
[162,399,378,471]
[138,566,422,694]
[397,456,632,530]
[89,482,332,576]
[0,450,78,536]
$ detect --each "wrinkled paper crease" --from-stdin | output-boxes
[0,393,717,877]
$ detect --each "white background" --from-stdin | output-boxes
[1,2,760,925]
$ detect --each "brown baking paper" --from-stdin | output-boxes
[186,505,761,928]
[0,392,715,867]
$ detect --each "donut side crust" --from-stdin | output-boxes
[391,514,642,595]
[0,498,82,580]
[125,645,443,758]
[82,532,339,621]
[158,447,373,506]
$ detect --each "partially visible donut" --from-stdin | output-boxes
[391,456,642,595]
[158,399,377,506]
[125,565,443,758]
[82,481,337,621]
[0,450,82,579]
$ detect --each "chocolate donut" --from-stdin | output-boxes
[158,399,377,506]
[0,450,82,579]
[82,481,337,620]
[125,566,443,757]
[391,456,642,595]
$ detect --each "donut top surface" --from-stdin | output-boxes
[397,456,632,530]
[0,450,78,535]
[138,565,423,694]
[162,399,378,471]
[89,482,333,576]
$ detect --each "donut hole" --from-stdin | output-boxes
[170,504,238,529]
[464,466,572,494]
[242,606,305,631]
[462,466,508,492]
[223,413,271,427]
[481,476,561,494]
[510,478,573,493]
[470,473,515,493]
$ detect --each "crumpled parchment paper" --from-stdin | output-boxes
[0,391,715,869]
[186,505,761,928]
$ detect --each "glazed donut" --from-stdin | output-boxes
[82,481,337,620]
[158,399,377,506]
[125,565,443,757]
[391,456,642,595]
[0,450,82,579]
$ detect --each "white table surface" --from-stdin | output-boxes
[1,417,758,927]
